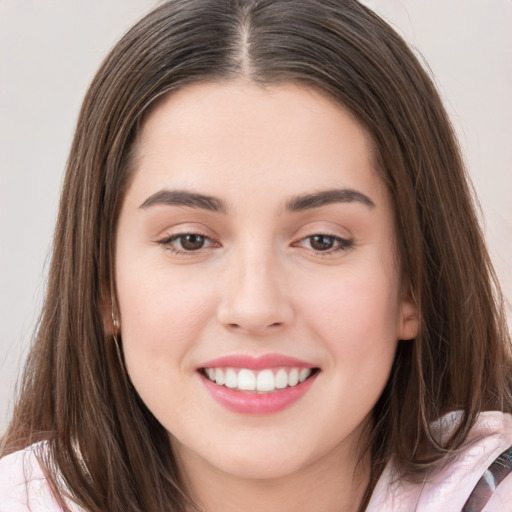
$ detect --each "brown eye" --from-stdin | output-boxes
[178,234,206,251]
[295,234,354,254]
[309,235,336,251]
[158,233,215,254]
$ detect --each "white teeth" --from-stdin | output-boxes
[275,369,288,389]
[215,368,225,385]
[238,369,256,391]
[204,367,314,392]
[225,368,238,389]
[256,369,275,392]
[299,368,311,382]
[288,368,299,386]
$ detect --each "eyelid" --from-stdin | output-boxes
[289,221,355,256]
[153,222,355,257]
[292,234,355,254]
[155,225,221,256]
[153,221,217,242]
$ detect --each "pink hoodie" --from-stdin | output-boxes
[1,411,511,511]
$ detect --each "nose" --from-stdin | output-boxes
[216,249,294,334]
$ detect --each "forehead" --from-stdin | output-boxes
[128,80,387,212]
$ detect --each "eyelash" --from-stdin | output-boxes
[293,234,355,255]
[157,233,217,255]
[157,232,354,256]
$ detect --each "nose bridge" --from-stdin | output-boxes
[217,237,293,333]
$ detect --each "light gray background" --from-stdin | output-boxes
[1,0,511,430]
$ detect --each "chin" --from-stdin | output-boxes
[199,440,318,481]
[216,455,306,481]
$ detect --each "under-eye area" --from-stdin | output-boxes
[199,367,321,393]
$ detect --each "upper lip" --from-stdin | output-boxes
[199,353,317,370]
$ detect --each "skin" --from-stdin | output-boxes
[115,81,419,512]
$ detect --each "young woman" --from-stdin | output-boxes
[1,1,511,511]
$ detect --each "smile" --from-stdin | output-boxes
[202,367,314,393]
[198,354,320,414]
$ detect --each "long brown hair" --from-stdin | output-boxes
[2,1,511,511]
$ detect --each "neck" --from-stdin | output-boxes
[176,439,371,512]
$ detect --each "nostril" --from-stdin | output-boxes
[226,321,283,331]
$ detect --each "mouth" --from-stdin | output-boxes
[197,355,320,414]
[199,366,319,393]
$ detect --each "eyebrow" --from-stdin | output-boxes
[139,187,375,214]
[285,188,375,211]
[139,189,227,213]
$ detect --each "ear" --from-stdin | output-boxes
[100,287,120,337]
[100,295,114,336]
[397,287,419,341]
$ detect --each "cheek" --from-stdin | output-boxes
[305,271,400,322]
[116,266,216,370]
[287,267,401,455]
[298,265,401,361]
[116,269,216,423]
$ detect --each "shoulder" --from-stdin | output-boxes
[367,411,512,511]
[0,442,77,512]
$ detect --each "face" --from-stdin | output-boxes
[115,82,418,482]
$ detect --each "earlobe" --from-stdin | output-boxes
[398,293,419,341]
[112,312,121,337]
[100,288,121,337]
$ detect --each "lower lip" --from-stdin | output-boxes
[200,372,318,414]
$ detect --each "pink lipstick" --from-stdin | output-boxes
[198,354,319,414]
